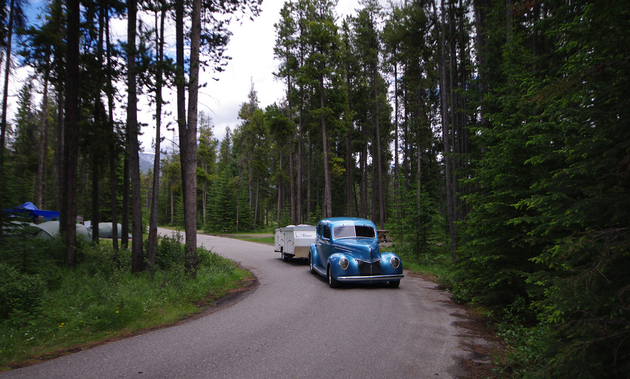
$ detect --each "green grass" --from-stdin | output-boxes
[389,243,453,281]
[0,233,251,369]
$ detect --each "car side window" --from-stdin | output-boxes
[323,225,331,240]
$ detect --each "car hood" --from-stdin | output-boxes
[333,238,381,261]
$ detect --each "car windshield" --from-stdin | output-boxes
[333,225,375,239]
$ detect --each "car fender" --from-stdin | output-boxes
[309,243,321,268]
[327,252,358,279]
[380,251,404,275]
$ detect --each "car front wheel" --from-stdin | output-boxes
[309,253,316,274]
[389,280,400,288]
[327,265,339,288]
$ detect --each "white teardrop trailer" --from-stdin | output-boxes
[274,224,317,262]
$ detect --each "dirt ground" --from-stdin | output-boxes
[407,272,508,379]
[455,312,507,378]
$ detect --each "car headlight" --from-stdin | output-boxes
[390,256,401,269]
[339,257,349,270]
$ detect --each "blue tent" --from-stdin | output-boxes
[6,202,60,222]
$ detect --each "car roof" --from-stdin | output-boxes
[318,217,376,228]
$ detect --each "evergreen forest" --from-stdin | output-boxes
[0,0,628,377]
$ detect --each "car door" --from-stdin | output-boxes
[317,223,334,266]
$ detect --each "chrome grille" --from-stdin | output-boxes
[357,260,382,276]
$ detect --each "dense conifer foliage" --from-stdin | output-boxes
[0,0,627,376]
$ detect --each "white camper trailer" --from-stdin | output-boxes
[274,224,317,262]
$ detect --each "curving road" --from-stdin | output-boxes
[1,229,477,378]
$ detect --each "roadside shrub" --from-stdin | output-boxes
[0,263,46,320]
[495,321,552,377]
[448,272,473,305]
[155,233,185,270]
[198,246,236,272]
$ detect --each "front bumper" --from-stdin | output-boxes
[337,274,404,283]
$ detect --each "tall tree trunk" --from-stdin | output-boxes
[320,78,332,218]
[307,141,312,220]
[181,0,201,275]
[285,77,296,225]
[91,156,100,243]
[55,86,64,212]
[202,174,207,229]
[236,191,240,232]
[92,8,107,245]
[345,66,353,217]
[505,0,513,42]
[36,66,50,209]
[374,67,385,229]
[360,128,368,219]
[248,152,254,216]
[346,128,353,217]
[289,142,295,225]
[175,0,184,237]
[147,4,166,278]
[254,178,259,228]
[458,0,469,220]
[473,0,488,125]
[403,84,409,187]
[439,0,456,261]
[62,0,80,266]
[105,12,118,251]
[277,151,282,227]
[448,3,459,227]
[371,157,376,220]
[128,0,144,272]
[0,0,16,239]
[393,54,400,221]
[417,122,423,257]
[81,160,89,215]
[297,105,303,223]
[121,156,129,248]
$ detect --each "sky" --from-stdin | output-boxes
[138,0,367,152]
[11,0,365,154]
[138,0,365,152]
[156,0,364,151]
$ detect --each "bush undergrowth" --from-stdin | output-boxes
[0,230,249,368]
[390,242,454,285]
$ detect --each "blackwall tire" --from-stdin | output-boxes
[328,265,339,288]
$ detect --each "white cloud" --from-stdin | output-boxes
[151,0,363,147]
[12,0,364,153]
[199,0,287,141]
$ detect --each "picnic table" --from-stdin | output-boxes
[377,229,389,243]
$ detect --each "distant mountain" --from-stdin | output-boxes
[139,153,155,174]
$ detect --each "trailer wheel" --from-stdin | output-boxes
[281,248,291,262]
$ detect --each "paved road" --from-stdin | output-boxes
[1,229,476,378]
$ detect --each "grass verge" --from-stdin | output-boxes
[0,233,253,371]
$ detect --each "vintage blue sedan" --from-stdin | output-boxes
[308,217,404,288]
